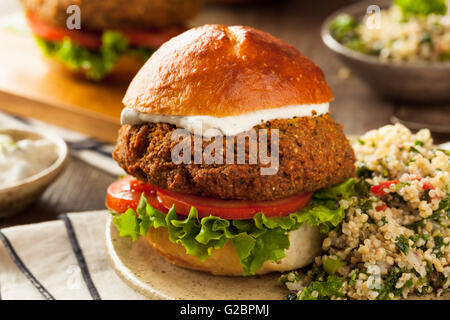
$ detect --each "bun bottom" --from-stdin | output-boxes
[145,224,323,276]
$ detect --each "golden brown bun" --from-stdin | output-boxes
[123,24,334,117]
[145,224,323,276]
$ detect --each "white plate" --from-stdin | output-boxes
[105,215,287,300]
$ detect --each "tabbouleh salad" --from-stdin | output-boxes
[281,124,449,300]
[330,0,450,62]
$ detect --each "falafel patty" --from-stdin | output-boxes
[113,114,356,201]
[20,0,204,31]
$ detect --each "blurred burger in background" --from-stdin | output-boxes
[20,0,204,81]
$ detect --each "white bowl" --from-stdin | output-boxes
[0,128,68,217]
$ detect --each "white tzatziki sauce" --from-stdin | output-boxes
[0,134,58,187]
[121,103,330,137]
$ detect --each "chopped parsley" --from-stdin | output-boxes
[395,235,410,255]
[323,256,346,275]
[410,146,421,154]
[420,189,431,202]
[298,276,344,300]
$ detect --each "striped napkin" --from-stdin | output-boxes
[0,211,144,300]
[0,111,135,299]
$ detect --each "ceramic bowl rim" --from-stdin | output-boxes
[0,127,68,192]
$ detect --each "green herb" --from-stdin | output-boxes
[348,270,360,286]
[323,256,346,275]
[406,219,425,233]
[378,160,391,178]
[381,216,388,225]
[437,195,450,216]
[426,260,434,273]
[298,276,344,300]
[403,279,413,289]
[414,140,424,146]
[376,266,406,299]
[356,163,374,179]
[330,14,365,52]
[394,0,447,16]
[433,235,444,258]
[330,14,358,42]
[436,148,450,156]
[354,179,371,197]
[358,198,373,213]
[395,235,410,255]
[358,138,365,145]
[280,271,300,284]
[409,233,429,251]
[410,146,421,154]
[395,182,410,190]
[420,189,431,202]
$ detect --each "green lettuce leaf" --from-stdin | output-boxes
[112,178,356,276]
[35,31,155,80]
[394,0,447,16]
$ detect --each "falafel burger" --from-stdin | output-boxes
[20,0,204,80]
[106,24,357,276]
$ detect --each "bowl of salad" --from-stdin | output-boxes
[321,0,450,102]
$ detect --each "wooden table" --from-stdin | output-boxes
[1,0,449,228]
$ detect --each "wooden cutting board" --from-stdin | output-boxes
[0,14,132,143]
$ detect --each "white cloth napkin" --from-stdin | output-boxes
[0,211,145,300]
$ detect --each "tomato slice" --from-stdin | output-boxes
[370,180,399,197]
[123,27,185,48]
[26,12,102,49]
[106,176,167,213]
[106,176,313,220]
[156,188,312,220]
[26,12,184,50]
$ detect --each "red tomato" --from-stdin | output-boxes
[422,182,434,190]
[376,204,387,212]
[26,12,102,49]
[106,176,167,213]
[106,176,313,220]
[370,180,399,197]
[156,187,313,220]
[123,27,185,48]
[26,12,184,50]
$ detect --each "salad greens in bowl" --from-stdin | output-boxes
[321,0,450,102]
